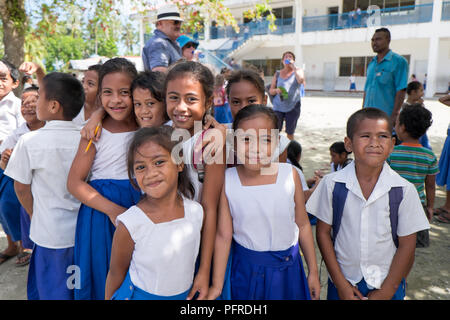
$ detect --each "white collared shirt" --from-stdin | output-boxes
[72,105,87,128]
[4,120,82,249]
[0,91,24,144]
[0,122,30,153]
[306,161,429,288]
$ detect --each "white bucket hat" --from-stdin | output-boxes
[155,4,184,22]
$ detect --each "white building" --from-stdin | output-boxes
[138,0,450,97]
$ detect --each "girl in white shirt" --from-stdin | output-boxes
[208,105,320,300]
[105,126,203,300]
[67,58,141,300]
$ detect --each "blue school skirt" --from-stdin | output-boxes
[74,179,141,300]
[27,244,74,300]
[0,168,21,242]
[327,277,406,300]
[20,206,34,250]
[230,241,311,300]
[214,102,233,124]
[112,272,190,300]
[436,127,450,190]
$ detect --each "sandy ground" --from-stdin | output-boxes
[0,95,449,300]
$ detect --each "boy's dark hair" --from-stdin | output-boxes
[42,72,84,120]
[225,69,265,101]
[22,75,32,86]
[131,71,169,121]
[22,85,39,94]
[127,126,195,199]
[375,27,391,41]
[330,141,351,155]
[165,60,214,108]
[287,139,302,171]
[97,58,138,93]
[346,107,392,139]
[232,104,279,131]
[87,64,102,73]
[0,58,19,83]
[398,104,432,139]
[406,81,423,94]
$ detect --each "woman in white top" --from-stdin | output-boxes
[208,105,320,300]
[105,126,203,300]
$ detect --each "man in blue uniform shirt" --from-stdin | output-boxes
[142,4,183,72]
[363,28,408,127]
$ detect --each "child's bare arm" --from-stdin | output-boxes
[14,181,33,217]
[105,222,134,300]
[425,174,436,220]
[316,220,365,300]
[18,62,45,87]
[207,186,233,300]
[367,233,416,300]
[189,161,225,300]
[67,138,127,224]
[0,149,12,170]
[293,168,320,299]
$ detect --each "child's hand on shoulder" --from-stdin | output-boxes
[81,120,102,142]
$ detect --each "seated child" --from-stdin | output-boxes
[330,141,353,172]
[388,104,438,247]
[307,107,430,300]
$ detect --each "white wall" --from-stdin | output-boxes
[437,38,450,93]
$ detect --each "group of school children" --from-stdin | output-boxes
[0,53,447,301]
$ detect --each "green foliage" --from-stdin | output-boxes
[44,35,86,71]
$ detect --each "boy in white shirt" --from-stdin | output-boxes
[306,107,429,300]
[5,72,85,300]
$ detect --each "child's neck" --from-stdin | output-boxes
[399,135,420,145]
[83,101,97,119]
[406,96,418,104]
[26,120,45,131]
[354,161,383,200]
[103,114,138,133]
[139,190,183,223]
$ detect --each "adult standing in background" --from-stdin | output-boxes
[142,4,183,72]
[269,51,305,140]
[363,28,408,127]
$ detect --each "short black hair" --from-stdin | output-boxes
[375,27,391,41]
[330,141,351,155]
[406,81,423,94]
[87,64,102,73]
[42,72,85,121]
[346,107,392,139]
[22,85,39,94]
[232,104,279,131]
[0,58,19,82]
[398,104,432,139]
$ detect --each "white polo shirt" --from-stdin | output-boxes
[0,122,30,153]
[0,91,24,144]
[306,161,429,289]
[4,120,82,249]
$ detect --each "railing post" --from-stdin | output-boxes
[425,0,442,98]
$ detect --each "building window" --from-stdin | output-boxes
[339,54,410,76]
[243,59,282,77]
[343,0,416,12]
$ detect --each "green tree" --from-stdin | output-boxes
[44,34,86,72]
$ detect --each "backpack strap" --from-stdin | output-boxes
[332,183,403,248]
[331,182,348,246]
[388,186,403,248]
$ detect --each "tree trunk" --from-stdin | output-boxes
[0,0,26,95]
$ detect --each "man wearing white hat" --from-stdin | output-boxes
[142,4,183,72]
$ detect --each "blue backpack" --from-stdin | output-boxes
[331,182,403,248]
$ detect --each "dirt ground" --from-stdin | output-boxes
[0,95,449,300]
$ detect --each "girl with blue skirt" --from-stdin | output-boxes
[105,126,203,300]
[67,58,140,300]
[208,105,320,300]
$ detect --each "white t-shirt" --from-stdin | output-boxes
[306,161,430,289]
[0,122,30,153]
[4,121,82,249]
[72,105,87,128]
[0,91,24,144]
[116,197,203,296]
[91,128,136,181]
[225,163,299,251]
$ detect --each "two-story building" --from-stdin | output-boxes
[137,0,450,97]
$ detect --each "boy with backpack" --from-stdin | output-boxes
[306,107,429,300]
